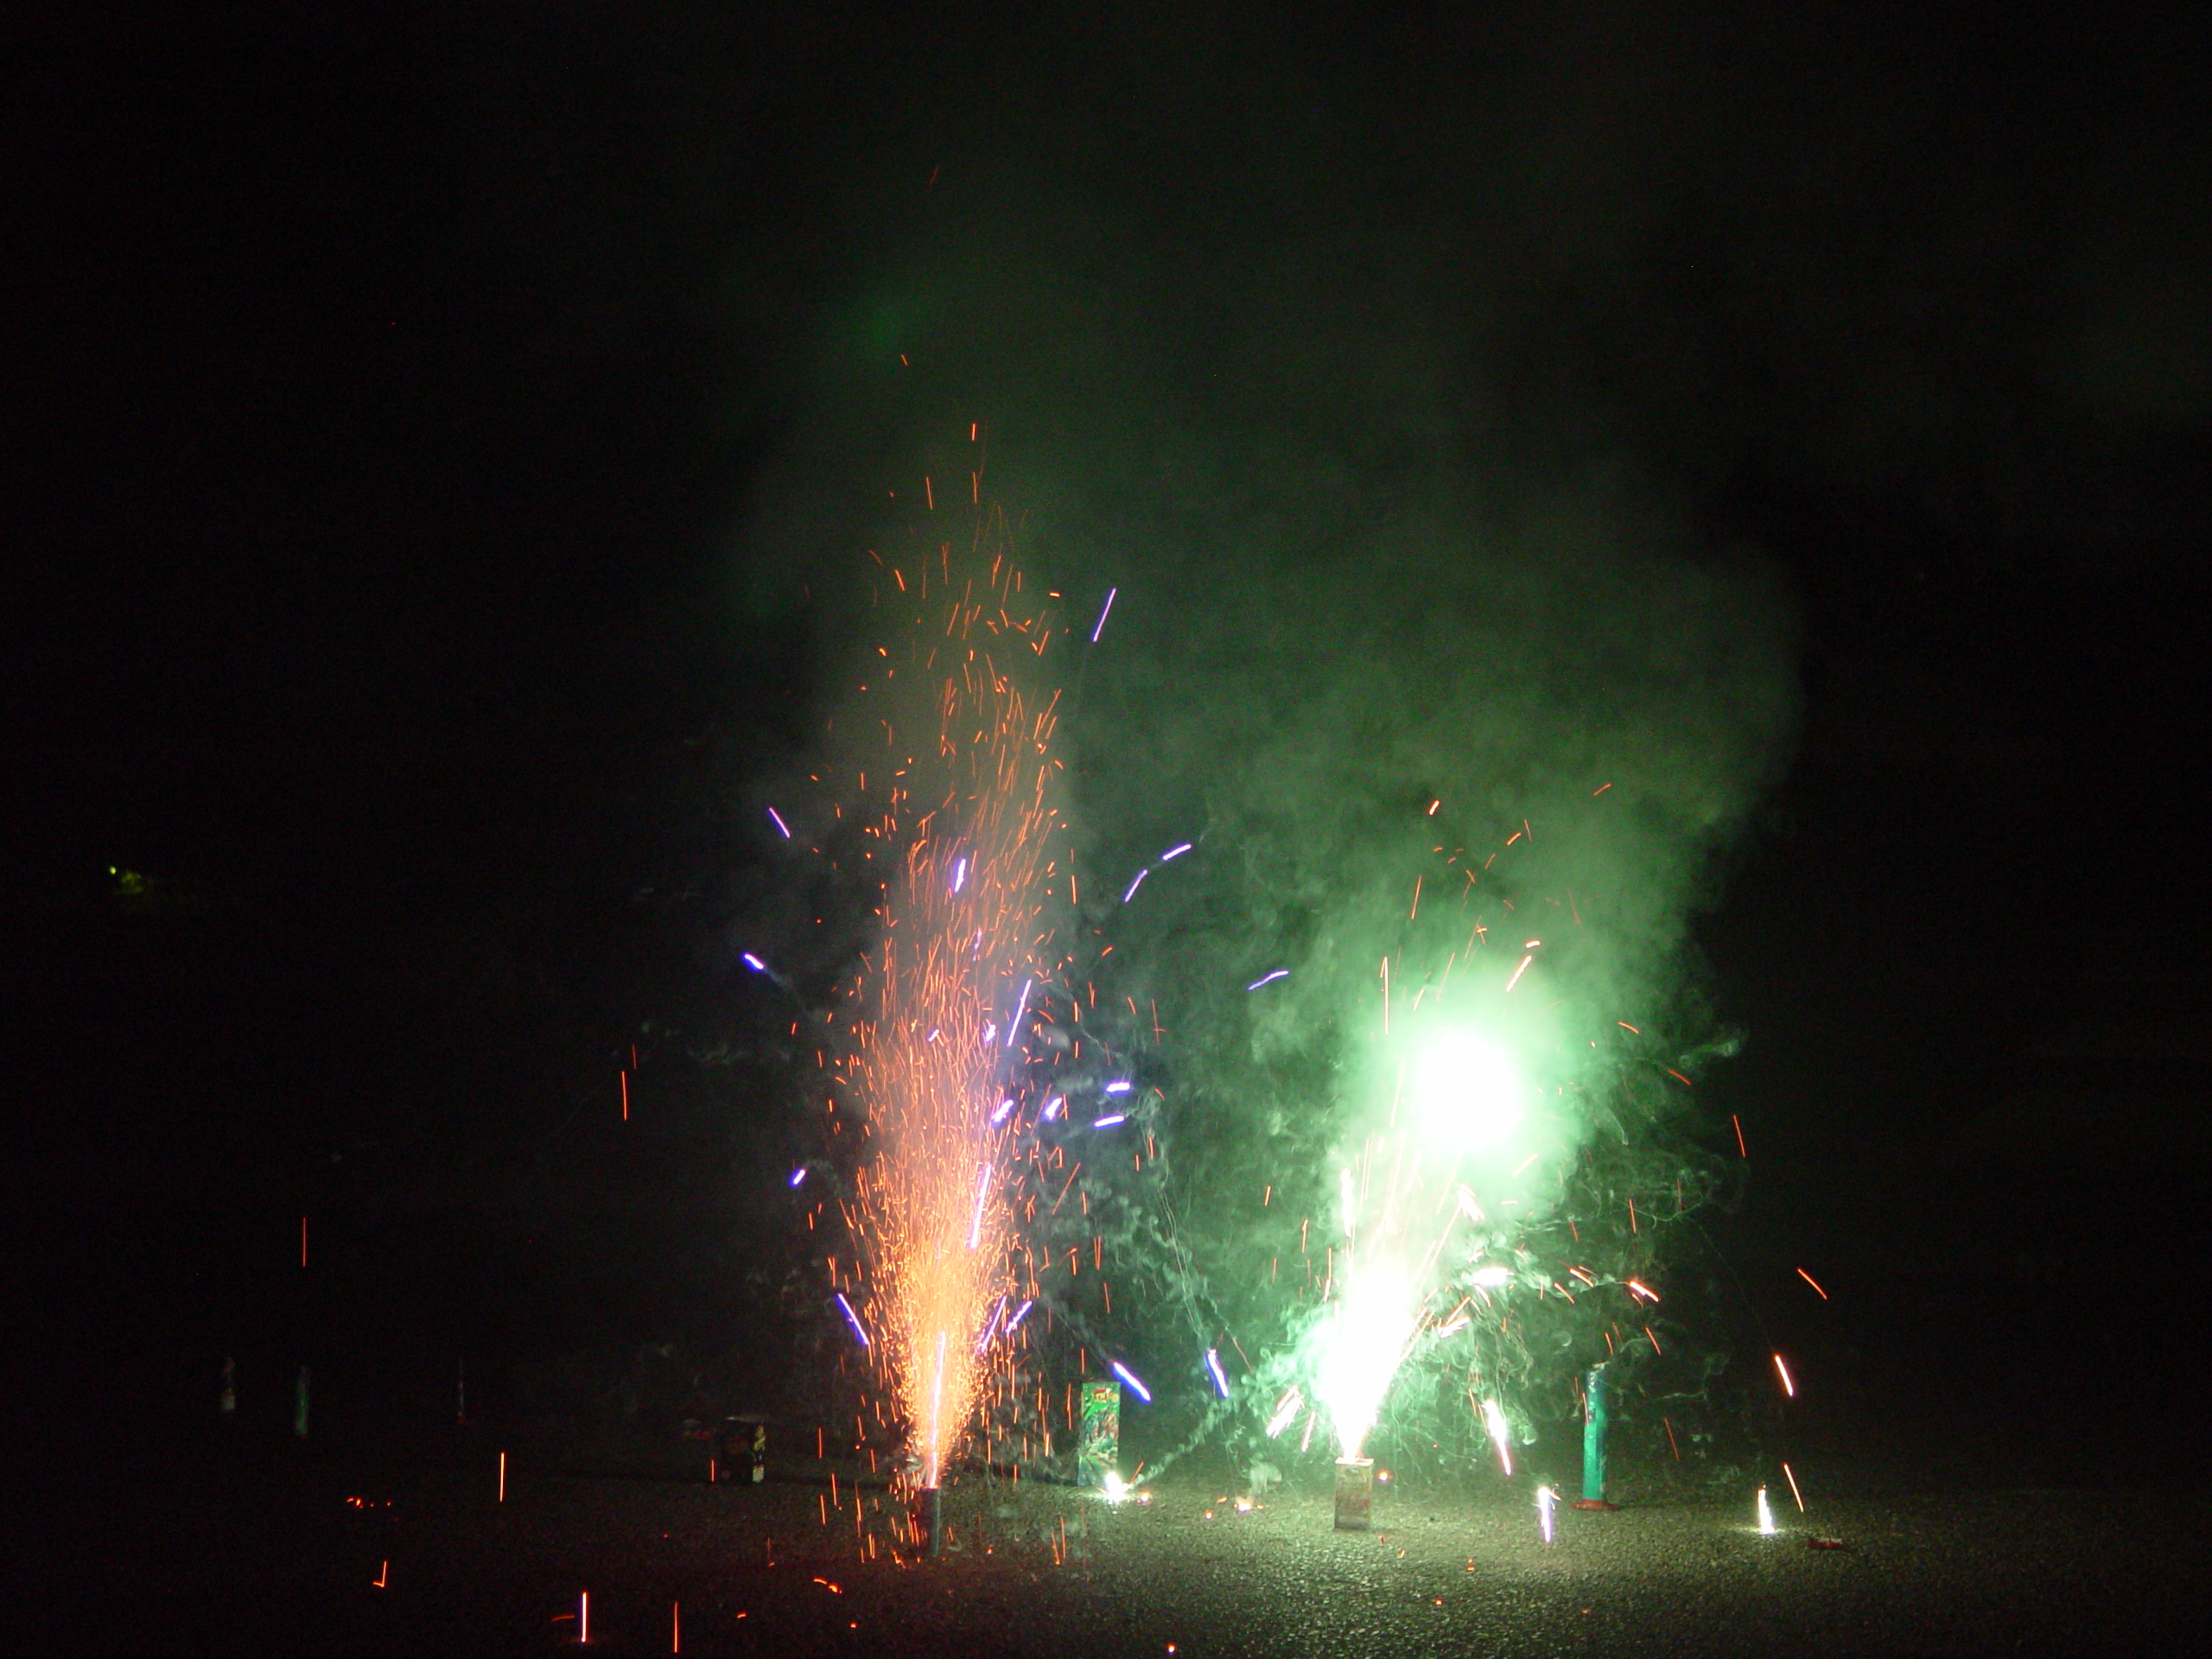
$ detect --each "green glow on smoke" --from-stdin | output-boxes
[1400,1006,1571,1209]
[1313,1016,1560,1460]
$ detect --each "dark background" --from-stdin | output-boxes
[5,4,2208,1478]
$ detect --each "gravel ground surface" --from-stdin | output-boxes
[5,1429,2204,1657]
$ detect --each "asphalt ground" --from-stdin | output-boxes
[4,1423,2202,1658]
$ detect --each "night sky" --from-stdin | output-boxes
[7,6,2209,1463]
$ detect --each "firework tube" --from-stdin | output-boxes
[1333,1457,1375,1530]
[1581,1364,1607,1503]
[912,1484,944,1557]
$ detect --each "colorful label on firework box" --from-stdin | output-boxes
[1077,1381,1121,1486]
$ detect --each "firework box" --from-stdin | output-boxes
[1077,1381,1121,1486]
[720,1414,768,1483]
[1333,1457,1374,1529]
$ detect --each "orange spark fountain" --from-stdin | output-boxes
[840,524,1065,1505]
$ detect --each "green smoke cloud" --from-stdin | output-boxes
[727,86,1802,1476]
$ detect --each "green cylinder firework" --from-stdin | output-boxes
[1582,1364,1608,1502]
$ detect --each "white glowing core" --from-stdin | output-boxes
[1411,1033,1524,1153]
[1315,1262,1420,1459]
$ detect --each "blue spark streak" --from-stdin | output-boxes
[742,952,768,973]
[1159,842,1193,861]
[1090,587,1118,644]
[766,807,791,839]
[1110,1361,1151,1403]
[835,1293,870,1348]
[1005,977,1033,1049]
[1246,969,1289,991]
[1205,1348,1230,1398]
[1122,868,1149,904]
[1092,1114,1127,1129]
